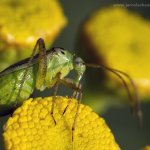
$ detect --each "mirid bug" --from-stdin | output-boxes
[0,38,142,140]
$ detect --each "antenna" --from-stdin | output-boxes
[86,63,143,128]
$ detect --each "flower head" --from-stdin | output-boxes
[142,146,150,150]
[3,96,120,150]
[83,7,150,99]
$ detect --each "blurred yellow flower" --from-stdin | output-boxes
[3,96,120,150]
[83,7,150,99]
[0,0,67,71]
[141,146,150,150]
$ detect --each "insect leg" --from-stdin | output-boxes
[15,38,47,106]
[72,84,82,141]
[58,78,82,114]
[35,39,47,91]
[50,86,58,125]
[58,78,83,141]
[51,73,61,125]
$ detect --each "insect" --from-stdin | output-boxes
[0,38,142,140]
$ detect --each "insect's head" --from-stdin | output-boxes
[50,47,73,63]
[51,47,75,64]
[73,56,86,76]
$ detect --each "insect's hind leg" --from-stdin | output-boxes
[15,38,47,107]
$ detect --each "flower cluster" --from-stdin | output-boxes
[3,96,120,150]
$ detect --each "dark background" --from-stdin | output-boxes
[54,1,150,149]
[0,0,150,150]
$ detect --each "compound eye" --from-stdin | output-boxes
[60,49,65,54]
[75,57,82,65]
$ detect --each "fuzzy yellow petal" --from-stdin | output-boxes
[83,7,150,99]
[141,146,150,150]
[0,0,67,71]
[3,96,120,150]
[0,0,67,47]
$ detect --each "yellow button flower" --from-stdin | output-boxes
[3,96,120,150]
[142,146,150,150]
[83,7,150,99]
[0,0,67,71]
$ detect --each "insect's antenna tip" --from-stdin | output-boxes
[86,63,143,128]
[138,110,143,129]
[134,100,143,129]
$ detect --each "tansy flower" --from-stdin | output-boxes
[0,0,67,71]
[82,7,150,99]
[142,146,150,150]
[3,96,120,150]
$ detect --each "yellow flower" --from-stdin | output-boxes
[3,96,120,150]
[83,7,150,99]
[0,0,67,71]
[141,146,150,150]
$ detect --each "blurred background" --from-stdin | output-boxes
[0,0,150,150]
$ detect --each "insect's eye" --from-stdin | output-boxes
[75,57,83,65]
[60,50,65,54]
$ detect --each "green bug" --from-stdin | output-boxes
[0,38,142,140]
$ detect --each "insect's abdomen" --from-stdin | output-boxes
[0,66,37,115]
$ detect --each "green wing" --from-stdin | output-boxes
[0,49,53,77]
[0,55,38,77]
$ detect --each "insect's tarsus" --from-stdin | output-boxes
[85,63,143,128]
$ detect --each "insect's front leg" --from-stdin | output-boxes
[58,77,83,141]
[72,84,83,141]
[58,78,82,114]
